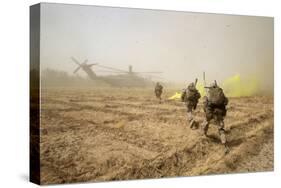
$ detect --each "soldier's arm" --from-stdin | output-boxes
[197,91,201,99]
[181,90,186,101]
[224,97,229,106]
[202,96,208,110]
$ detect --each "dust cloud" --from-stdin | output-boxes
[40,3,273,96]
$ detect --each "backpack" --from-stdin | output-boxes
[186,88,199,101]
[207,87,226,106]
[155,85,163,94]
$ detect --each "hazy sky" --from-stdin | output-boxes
[40,3,273,85]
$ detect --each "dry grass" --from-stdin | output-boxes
[39,88,274,184]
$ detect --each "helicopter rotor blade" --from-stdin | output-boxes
[95,70,123,73]
[134,72,163,74]
[87,63,98,67]
[96,65,128,73]
[71,57,81,66]
[82,59,88,65]
[73,66,81,74]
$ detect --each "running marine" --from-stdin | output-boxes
[202,81,229,153]
[155,82,163,103]
[181,79,201,129]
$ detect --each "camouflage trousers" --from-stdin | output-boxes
[202,106,227,144]
[155,90,162,99]
[186,101,198,129]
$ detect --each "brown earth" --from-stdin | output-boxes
[39,88,274,184]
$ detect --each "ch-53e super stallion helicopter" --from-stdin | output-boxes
[71,57,163,87]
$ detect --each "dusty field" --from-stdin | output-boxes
[39,88,274,184]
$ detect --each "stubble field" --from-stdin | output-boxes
[39,87,274,184]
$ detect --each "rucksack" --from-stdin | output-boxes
[207,87,226,106]
[155,84,163,91]
[186,88,199,101]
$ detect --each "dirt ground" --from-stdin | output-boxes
[39,88,274,184]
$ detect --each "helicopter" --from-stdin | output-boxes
[71,57,163,87]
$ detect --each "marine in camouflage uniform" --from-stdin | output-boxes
[181,81,201,129]
[202,82,229,153]
[155,82,163,103]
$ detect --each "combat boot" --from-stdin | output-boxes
[189,120,198,130]
[224,144,230,154]
[201,121,209,136]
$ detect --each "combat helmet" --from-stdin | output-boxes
[210,81,218,88]
[188,82,196,90]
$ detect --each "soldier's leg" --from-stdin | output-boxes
[202,107,212,135]
[214,110,227,144]
[187,111,193,122]
[155,92,161,103]
[155,92,158,99]
[218,121,226,144]
[187,105,193,125]
[217,120,229,154]
[187,105,197,129]
[188,111,195,129]
[201,119,209,136]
